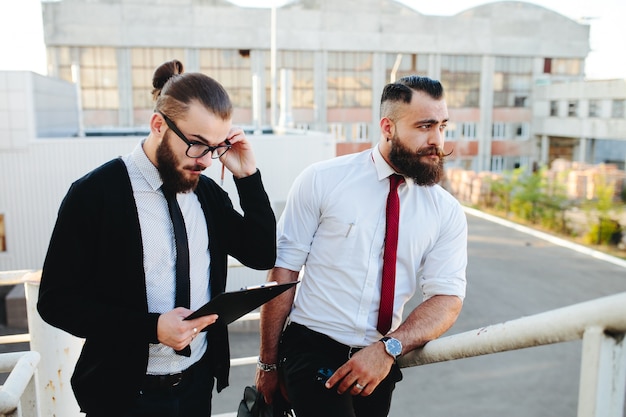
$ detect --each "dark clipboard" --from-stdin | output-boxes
[184,281,299,325]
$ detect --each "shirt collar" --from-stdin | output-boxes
[131,139,164,192]
[372,144,411,187]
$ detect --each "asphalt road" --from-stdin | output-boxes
[212,209,626,416]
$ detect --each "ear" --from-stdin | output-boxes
[150,113,165,136]
[380,117,394,140]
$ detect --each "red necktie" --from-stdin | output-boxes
[377,174,404,335]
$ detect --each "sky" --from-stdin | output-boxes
[1,0,625,80]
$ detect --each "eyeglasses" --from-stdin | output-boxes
[160,112,231,159]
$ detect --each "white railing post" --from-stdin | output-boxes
[577,326,626,417]
[24,277,84,417]
[0,351,41,417]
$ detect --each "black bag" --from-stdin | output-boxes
[237,385,294,417]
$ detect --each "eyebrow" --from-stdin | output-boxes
[416,118,449,125]
[188,133,210,145]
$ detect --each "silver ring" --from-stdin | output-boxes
[355,383,365,390]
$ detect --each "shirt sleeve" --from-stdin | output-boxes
[419,200,468,301]
[275,165,322,272]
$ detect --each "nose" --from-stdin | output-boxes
[194,152,213,168]
[428,126,444,147]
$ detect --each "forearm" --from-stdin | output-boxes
[232,170,277,269]
[389,295,463,353]
[258,267,298,364]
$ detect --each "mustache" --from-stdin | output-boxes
[415,146,453,158]
[186,164,206,172]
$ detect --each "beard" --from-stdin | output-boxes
[388,132,445,186]
[156,132,202,194]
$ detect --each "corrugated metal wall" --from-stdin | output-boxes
[0,132,335,271]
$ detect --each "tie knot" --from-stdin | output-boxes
[389,174,404,190]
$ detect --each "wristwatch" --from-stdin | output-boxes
[380,336,403,359]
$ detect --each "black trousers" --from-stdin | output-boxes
[86,354,214,417]
[279,323,403,417]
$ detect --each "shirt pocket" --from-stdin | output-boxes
[311,218,359,263]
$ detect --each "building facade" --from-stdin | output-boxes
[533,79,626,170]
[41,0,591,172]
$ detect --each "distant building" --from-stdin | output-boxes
[533,79,626,170]
[40,0,592,172]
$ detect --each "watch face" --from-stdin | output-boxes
[384,337,402,357]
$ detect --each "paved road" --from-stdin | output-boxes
[212,209,626,416]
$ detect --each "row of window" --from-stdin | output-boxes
[549,99,626,118]
[49,47,578,117]
[444,122,529,141]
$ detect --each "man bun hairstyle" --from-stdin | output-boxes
[151,59,232,121]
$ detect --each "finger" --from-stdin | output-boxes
[325,366,350,389]
[352,381,366,396]
[190,314,219,332]
[226,127,245,143]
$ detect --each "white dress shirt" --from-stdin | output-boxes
[123,140,211,374]
[276,145,467,347]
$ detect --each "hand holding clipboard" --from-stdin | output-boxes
[185,281,299,326]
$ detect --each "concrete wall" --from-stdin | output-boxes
[0,71,79,151]
[41,0,590,58]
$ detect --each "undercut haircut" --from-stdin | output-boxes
[380,75,444,120]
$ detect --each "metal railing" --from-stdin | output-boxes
[0,351,40,417]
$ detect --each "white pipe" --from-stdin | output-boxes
[25,278,84,417]
[0,351,41,417]
[399,292,626,367]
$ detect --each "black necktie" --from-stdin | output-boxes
[164,189,191,357]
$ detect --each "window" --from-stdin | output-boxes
[385,53,428,82]
[514,123,529,140]
[0,214,5,252]
[543,58,583,76]
[79,47,119,110]
[265,50,314,110]
[492,122,506,139]
[568,101,578,117]
[461,122,477,139]
[327,52,372,108]
[48,46,119,110]
[612,100,625,118]
[441,55,481,108]
[493,57,532,108]
[550,100,559,116]
[200,49,253,109]
[588,100,600,117]
[445,124,458,140]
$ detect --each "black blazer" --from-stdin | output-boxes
[37,158,276,414]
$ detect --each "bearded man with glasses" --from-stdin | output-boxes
[38,59,276,417]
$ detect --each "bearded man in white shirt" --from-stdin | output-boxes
[256,75,468,417]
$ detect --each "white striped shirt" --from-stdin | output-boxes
[123,140,211,374]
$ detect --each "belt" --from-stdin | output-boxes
[143,365,195,390]
[286,322,364,359]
